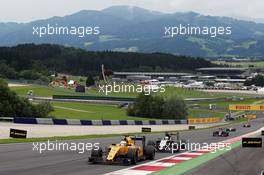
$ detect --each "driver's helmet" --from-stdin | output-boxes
[164,136,169,140]
[120,141,127,146]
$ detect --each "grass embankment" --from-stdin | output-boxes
[50,101,147,120]
[11,85,231,98]
[10,84,263,120]
[188,98,264,118]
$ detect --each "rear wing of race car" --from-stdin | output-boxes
[129,136,146,146]
[165,131,179,135]
[124,135,146,140]
[165,131,180,140]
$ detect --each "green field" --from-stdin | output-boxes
[10,84,263,120]
[11,84,232,99]
[50,101,227,120]
[188,98,264,118]
[188,108,226,118]
[197,98,264,109]
[50,101,148,120]
[11,85,82,97]
[50,98,263,120]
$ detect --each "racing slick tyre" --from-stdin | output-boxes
[172,141,180,152]
[155,141,161,150]
[91,147,103,157]
[180,140,187,150]
[222,132,229,137]
[128,148,138,164]
[147,140,156,147]
[89,147,103,163]
[144,145,155,160]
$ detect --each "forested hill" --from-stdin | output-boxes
[0,44,214,79]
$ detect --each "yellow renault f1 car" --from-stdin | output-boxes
[88,136,155,165]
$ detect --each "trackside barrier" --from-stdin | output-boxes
[0,117,13,122]
[13,117,188,126]
[53,95,135,102]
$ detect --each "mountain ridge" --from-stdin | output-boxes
[0,5,263,58]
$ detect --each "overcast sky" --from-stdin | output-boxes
[0,0,263,22]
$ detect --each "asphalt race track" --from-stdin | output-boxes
[185,143,264,175]
[0,118,263,175]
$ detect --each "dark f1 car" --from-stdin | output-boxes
[243,123,251,127]
[150,132,186,152]
[88,136,155,165]
[213,128,229,137]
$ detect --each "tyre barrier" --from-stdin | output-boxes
[13,117,188,126]
[53,95,135,102]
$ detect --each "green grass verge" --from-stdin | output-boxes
[50,101,148,120]
[10,85,80,97]
[197,98,264,109]
[188,108,225,118]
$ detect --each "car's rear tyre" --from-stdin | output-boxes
[144,145,155,160]
[91,147,103,157]
[180,140,187,150]
[147,140,156,147]
[155,141,161,150]
[223,133,229,137]
[89,147,103,163]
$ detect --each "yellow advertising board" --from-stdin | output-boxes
[188,117,221,124]
[229,104,264,111]
[245,114,257,119]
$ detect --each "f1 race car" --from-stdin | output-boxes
[243,123,251,127]
[150,132,186,152]
[225,127,236,132]
[213,128,229,137]
[88,136,155,165]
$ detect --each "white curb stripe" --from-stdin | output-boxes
[171,157,192,160]
[183,152,204,156]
